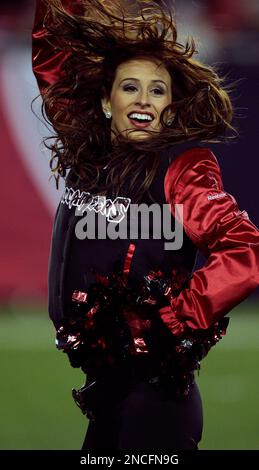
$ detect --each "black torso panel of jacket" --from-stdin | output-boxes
[48,143,199,329]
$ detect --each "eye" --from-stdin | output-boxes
[150,88,165,95]
[123,84,138,92]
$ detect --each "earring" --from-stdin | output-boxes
[104,110,112,119]
[166,117,173,126]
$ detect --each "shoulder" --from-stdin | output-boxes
[65,168,80,188]
[164,145,222,200]
[166,145,221,185]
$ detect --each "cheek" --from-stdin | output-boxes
[158,96,172,115]
[111,91,132,117]
[110,92,124,114]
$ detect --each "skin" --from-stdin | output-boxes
[101,59,173,140]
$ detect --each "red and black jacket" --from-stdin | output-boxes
[32,0,259,343]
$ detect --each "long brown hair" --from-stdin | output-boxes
[40,0,235,202]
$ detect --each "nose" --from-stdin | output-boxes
[135,88,151,107]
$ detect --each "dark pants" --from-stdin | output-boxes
[82,379,203,450]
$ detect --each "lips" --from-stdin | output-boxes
[128,119,152,129]
[127,111,155,129]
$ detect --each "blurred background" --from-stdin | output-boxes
[0,0,258,450]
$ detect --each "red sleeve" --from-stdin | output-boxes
[158,147,259,336]
[32,0,71,95]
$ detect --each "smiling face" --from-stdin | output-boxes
[102,59,173,140]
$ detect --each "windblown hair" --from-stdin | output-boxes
[40,0,235,202]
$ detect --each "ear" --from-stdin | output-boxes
[101,96,111,114]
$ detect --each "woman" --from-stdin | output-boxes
[32,0,259,450]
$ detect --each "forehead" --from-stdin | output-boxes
[114,59,171,83]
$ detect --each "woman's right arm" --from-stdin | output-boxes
[32,0,71,95]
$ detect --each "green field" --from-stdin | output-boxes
[0,299,259,450]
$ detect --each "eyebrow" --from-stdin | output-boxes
[119,78,168,87]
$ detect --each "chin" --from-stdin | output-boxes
[111,126,160,143]
[125,127,159,141]
[127,131,150,141]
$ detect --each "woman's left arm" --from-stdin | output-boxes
[158,147,259,336]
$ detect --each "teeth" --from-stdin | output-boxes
[128,113,153,121]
